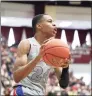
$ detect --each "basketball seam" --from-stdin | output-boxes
[45,53,54,66]
[45,53,68,59]
[45,53,63,67]
[44,46,69,52]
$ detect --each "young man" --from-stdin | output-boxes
[11,14,70,95]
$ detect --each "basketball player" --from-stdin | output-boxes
[11,14,70,95]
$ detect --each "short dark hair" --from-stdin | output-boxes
[32,14,45,33]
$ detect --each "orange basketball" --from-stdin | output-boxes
[42,39,70,67]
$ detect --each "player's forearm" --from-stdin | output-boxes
[59,66,69,89]
[13,56,41,83]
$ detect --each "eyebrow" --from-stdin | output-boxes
[39,18,53,23]
[47,19,53,21]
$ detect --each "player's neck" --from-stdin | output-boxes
[34,32,50,45]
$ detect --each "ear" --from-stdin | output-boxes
[36,23,42,29]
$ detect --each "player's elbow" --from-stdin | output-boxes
[13,72,20,83]
[59,79,69,89]
[14,79,19,83]
[13,77,20,83]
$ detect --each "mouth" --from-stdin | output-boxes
[53,28,57,34]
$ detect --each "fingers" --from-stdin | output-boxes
[43,37,54,44]
[39,37,55,57]
[52,58,70,68]
[65,58,71,64]
[61,64,69,68]
[41,37,54,50]
[59,58,70,68]
[60,58,70,64]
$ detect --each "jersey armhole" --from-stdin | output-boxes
[27,44,31,57]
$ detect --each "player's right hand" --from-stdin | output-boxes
[38,37,54,58]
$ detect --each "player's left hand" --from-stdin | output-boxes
[60,58,71,68]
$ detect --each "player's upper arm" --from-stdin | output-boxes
[13,39,30,72]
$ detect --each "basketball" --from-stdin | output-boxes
[42,39,70,67]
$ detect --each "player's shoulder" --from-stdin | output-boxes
[19,39,30,47]
[17,39,31,55]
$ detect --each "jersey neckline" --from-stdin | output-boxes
[32,37,41,47]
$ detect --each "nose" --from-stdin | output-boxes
[52,22,56,26]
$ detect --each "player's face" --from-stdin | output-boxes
[38,15,57,38]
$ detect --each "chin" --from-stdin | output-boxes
[53,34,56,37]
[50,35,55,38]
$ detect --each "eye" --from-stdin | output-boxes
[48,20,52,23]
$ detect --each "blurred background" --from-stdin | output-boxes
[1,1,92,96]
